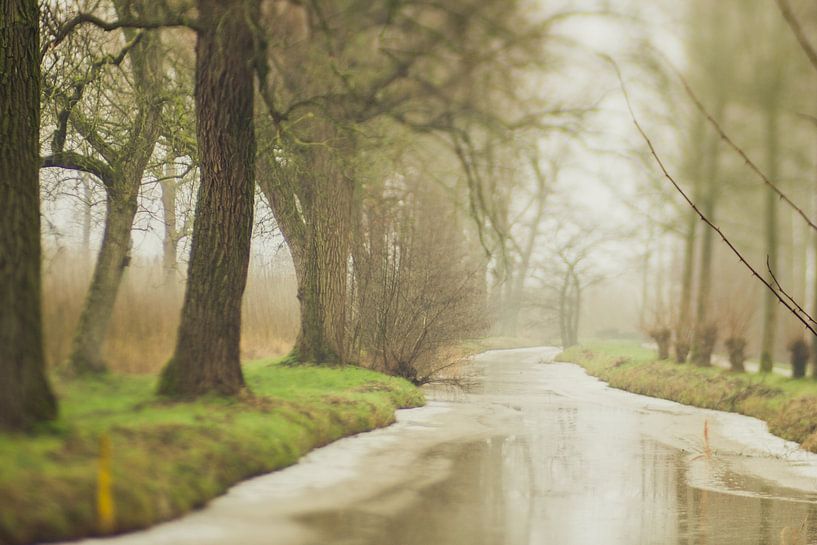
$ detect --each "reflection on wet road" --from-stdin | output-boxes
[61,347,817,545]
[305,348,817,545]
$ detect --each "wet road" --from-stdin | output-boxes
[63,347,817,545]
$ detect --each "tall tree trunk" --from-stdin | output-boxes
[811,136,817,378]
[257,135,353,364]
[68,189,138,373]
[570,270,581,347]
[760,107,780,373]
[158,0,257,396]
[691,106,724,367]
[676,211,697,362]
[66,11,163,374]
[675,115,705,363]
[293,162,354,363]
[0,0,58,429]
[507,183,546,337]
[160,161,179,284]
[81,175,93,266]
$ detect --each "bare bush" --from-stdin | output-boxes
[351,182,488,385]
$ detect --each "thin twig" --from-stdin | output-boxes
[607,58,817,337]
[766,255,817,326]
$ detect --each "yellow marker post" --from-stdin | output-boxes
[97,433,115,534]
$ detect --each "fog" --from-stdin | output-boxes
[6,0,817,542]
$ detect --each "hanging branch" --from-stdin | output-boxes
[609,61,817,337]
[775,0,817,73]
[766,256,817,326]
[673,69,817,233]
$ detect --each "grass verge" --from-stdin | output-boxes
[558,340,817,455]
[0,360,424,545]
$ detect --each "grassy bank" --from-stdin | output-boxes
[558,341,817,454]
[0,361,424,545]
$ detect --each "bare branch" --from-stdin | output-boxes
[610,59,817,337]
[767,256,817,326]
[41,151,116,189]
[775,0,817,73]
[49,12,198,52]
[673,67,817,232]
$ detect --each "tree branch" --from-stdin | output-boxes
[50,12,198,52]
[612,61,817,337]
[672,66,817,232]
[775,0,817,73]
[41,151,116,189]
[767,255,817,326]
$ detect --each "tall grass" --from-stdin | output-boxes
[42,253,299,373]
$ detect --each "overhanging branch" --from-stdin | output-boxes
[610,59,817,337]
[49,12,199,52]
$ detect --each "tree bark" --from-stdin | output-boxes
[0,0,58,429]
[259,137,355,364]
[293,154,354,364]
[158,0,257,396]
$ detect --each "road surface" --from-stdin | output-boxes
[61,347,817,545]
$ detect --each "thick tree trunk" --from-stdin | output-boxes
[293,167,354,363]
[158,0,256,396]
[0,0,58,429]
[260,137,355,365]
[760,108,780,373]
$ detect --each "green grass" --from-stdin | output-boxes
[0,360,424,545]
[558,340,817,455]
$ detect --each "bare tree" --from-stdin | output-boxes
[352,176,488,384]
[41,0,167,374]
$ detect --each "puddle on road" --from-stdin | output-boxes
[303,407,817,545]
